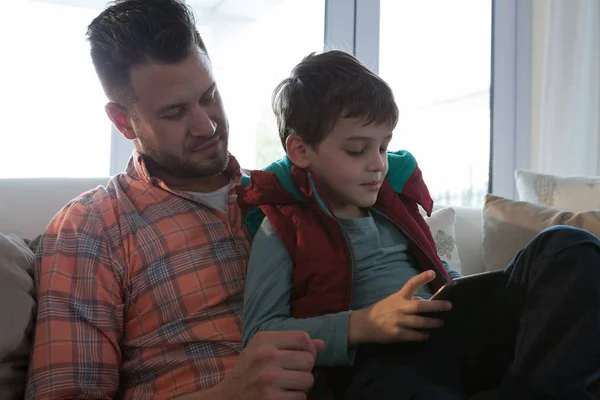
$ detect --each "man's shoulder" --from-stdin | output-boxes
[47,174,131,234]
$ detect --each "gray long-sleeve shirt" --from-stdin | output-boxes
[242,212,461,366]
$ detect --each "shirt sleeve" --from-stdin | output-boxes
[442,260,463,280]
[242,218,356,367]
[25,201,124,400]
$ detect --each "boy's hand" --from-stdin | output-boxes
[348,270,452,345]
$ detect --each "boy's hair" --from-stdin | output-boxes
[272,50,399,150]
[86,0,207,106]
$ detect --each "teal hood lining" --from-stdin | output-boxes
[241,150,417,236]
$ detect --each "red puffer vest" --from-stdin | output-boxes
[237,153,450,399]
[237,158,450,319]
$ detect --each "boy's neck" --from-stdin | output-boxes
[317,181,368,219]
[332,204,369,219]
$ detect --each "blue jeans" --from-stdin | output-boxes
[340,226,600,400]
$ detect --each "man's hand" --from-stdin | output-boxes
[219,331,325,400]
[348,270,452,344]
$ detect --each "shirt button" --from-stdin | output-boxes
[231,227,237,233]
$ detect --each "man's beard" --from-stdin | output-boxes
[138,132,230,179]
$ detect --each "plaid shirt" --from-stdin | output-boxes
[25,153,251,399]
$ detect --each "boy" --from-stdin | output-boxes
[237,50,461,398]
[237,51,600,400]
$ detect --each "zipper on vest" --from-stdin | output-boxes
[307,173,358,309]
[370,207,446,283]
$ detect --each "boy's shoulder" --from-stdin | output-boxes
[385,150,419,192]
[385,150,433,213]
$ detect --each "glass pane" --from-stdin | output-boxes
[191,0,325,169]
[379,0,492,207]
[0,1,111,178]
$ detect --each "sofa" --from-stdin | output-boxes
[0,176,598,399]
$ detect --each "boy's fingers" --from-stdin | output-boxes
[401,315,444,329]
[399,271,436,299]
[407,300,452,314]
[397,328,430,342]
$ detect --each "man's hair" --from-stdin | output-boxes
[272,50,399,150]
[86,0,207,106]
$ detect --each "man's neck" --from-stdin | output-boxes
[145,159,231,193]
[166,174,230,193]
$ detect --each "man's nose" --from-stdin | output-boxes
[189,106,216,137]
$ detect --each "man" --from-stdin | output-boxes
[25,1,325,398]
[25,0,600,399]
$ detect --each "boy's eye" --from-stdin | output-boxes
[346,150,364,157]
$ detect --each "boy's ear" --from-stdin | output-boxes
[105,102,136,140]
[286,134,311,169]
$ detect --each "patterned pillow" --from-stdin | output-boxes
[515,169,600,213]
[424,207,462,273]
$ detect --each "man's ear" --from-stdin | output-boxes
[285,134,312,169]
[105,102,136,140]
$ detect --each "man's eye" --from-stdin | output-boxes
[379,147,388,154]
[200,93,216,106]
[163,109,184,120]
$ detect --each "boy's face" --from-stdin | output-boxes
[306,118,392,218]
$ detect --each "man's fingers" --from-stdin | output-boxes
[270,370,315,392]
[253,331,317,354]
[278,350,317,372]
[311,339,325,353]
[276,391,308,400]
[277,392,308,400]
[399,271,436,299]
[400,315,444,329]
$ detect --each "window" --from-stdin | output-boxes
[190,0,326,169]
[1,0,517,198]
[0,0,325,178]
[378,0,492,207]
[0,1,110,178]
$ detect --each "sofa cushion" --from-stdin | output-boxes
[0,234,37,399]
[0,178,108,239]
[515,169,600,213]
[482,194,600,271]
[451,206,485,276]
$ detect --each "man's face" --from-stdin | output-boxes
[127,48,229,179]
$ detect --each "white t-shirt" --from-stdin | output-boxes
[187,183,230,215]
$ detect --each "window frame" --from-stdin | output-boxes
[348,0,531,200]
[490,0,532,199]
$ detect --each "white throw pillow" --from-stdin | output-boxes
[515,169,600,213]
[424,207,462,273]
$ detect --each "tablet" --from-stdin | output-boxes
[430,270,505,302]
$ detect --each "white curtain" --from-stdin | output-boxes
[530,0,600,176]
